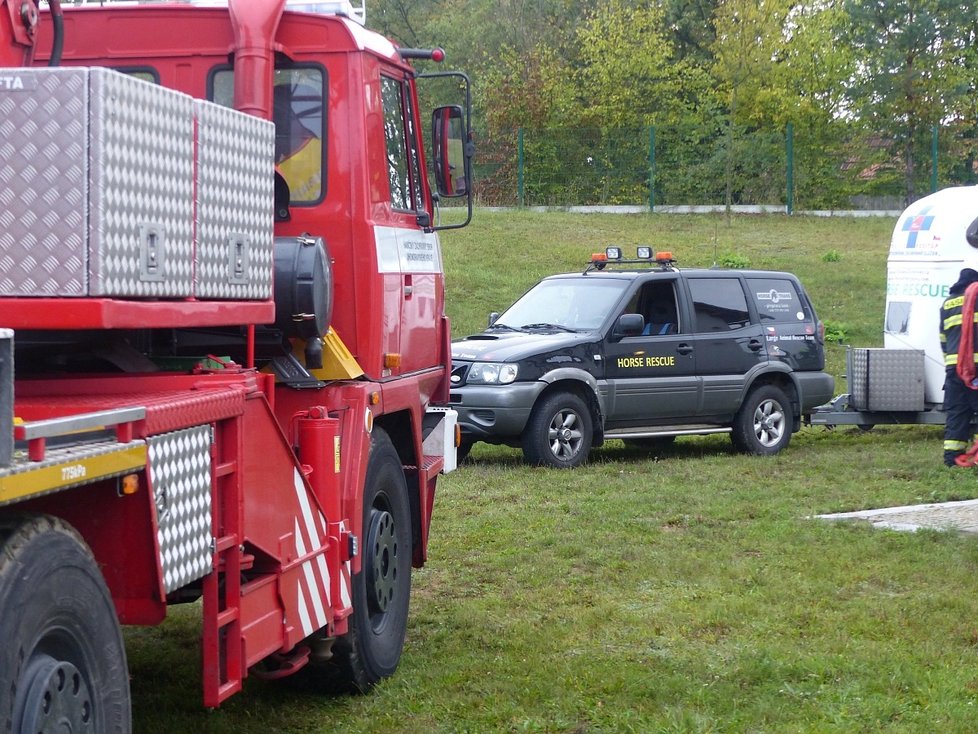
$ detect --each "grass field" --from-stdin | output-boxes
[128,212,978,733]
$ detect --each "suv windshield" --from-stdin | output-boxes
[497,278,629,331]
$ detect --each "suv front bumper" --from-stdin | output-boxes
[448,381,547,442]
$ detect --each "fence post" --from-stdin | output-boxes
[786,122,794,215]
[648,126,656,212]
[931,124,939,193]
[517,127,525,207]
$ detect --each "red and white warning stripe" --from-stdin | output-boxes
[292,467,332,637]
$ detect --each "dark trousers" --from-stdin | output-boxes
[943,370,978,465]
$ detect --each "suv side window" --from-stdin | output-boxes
[688,278,750,332]
[747,278,807,323]
[622,281,681,335]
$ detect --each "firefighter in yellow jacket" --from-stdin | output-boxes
[940,267,978,466]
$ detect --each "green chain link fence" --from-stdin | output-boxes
[471,124,978,211]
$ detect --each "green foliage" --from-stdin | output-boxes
[718,251,751,269]
[406,0,977,208]
[844,0,975,203]
[823,319,849,344]
[575,0,694,128]
[822,249,841,263]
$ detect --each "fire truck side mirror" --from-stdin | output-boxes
[431,105,469,199]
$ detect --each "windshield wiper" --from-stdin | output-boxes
[520,323,578,333]
[487,322,520,332]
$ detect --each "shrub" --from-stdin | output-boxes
[718,252,751,269]
[823,320,848,343]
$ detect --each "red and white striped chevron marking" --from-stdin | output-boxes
[292,467,331,637]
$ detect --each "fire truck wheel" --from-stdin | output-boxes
[0,515,131,733]
[332,427,412,692]
[521,391,593,468]
[730,385,793,455]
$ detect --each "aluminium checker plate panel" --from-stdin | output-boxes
[850,348,925,412]
[148,425,213,594]
[0,67,195,298]
[89,68,195,297]
[194,100,275,300]
[0,68,89,296]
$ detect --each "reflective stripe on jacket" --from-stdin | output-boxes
[941,294,978,367]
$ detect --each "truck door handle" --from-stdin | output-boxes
[677,343,693,355]
[748,338,763,351]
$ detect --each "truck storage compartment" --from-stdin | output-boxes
[1,67,195,297]
[0,68,274,301]
[849,348,925,412]
[194,99,275,300]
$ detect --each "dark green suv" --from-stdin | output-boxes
[450,249,834,468]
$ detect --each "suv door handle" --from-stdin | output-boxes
[748,338,763,351]
[676,343,693,355]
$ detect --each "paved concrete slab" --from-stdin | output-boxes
[817,499,978,533]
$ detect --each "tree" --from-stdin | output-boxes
[845,0,972,204]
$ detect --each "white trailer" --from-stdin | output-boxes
[810,186,978,427]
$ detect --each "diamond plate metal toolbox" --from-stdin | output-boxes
[849,348,925,412]
[194,100,275,300]
[0,67,194,297]
[148,425,212,594]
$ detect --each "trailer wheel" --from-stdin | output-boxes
[329,428,412,692]
[731,385,792,455]
[521,391,592,468]
[0,515,130,733]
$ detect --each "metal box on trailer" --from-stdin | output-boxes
[849,348,925,412]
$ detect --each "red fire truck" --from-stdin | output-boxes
[0,0,472,730]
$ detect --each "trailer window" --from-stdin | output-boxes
[209,66,326,205]
[885,301,911,335]
[382,75,423,212]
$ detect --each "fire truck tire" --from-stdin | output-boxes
[0,515,131,733]
[730,385,793,455]
[521,391,592,468]
[327,428,412,693]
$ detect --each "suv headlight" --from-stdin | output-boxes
[467,362,519,384]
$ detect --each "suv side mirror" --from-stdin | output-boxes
[432,105,470,198]
[488,312,500,327]
[613,313,645,339]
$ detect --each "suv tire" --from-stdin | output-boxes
[522,391,592,468]
[731,385,792,455]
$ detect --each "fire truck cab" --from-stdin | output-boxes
[0,1,471,730]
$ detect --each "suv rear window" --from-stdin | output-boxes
[748,278,807,323]
[688,278,750,332]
